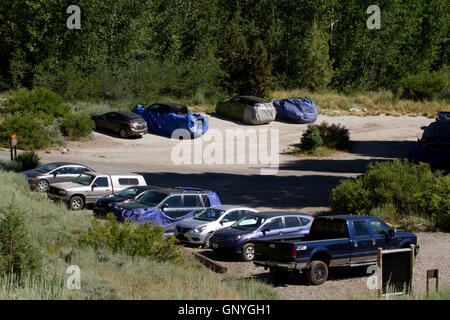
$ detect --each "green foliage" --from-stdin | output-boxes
[75,214,182,263]
[330,160,450,231]
[300,125,323,151]
[6,88,70,124]
[0,203,42,277]
[0,113,51,150]
[60,113,94,141]
[246,40,274,97]
[316,121,350,150]
[400,66,450,101]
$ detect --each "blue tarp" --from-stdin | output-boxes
[272,97,318,124]
[112,189,221,234]
[132,104,209,138]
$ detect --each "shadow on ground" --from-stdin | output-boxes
[134,171,342,209]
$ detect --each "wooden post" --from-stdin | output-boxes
[409,244,414,294]
[377,247,382,298]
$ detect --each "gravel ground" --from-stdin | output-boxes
[189,232,450,300]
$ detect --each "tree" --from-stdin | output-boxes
[246,40,274,96]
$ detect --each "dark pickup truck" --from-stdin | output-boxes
[253,215,419,285]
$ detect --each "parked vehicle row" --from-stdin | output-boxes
[91,111,148,138]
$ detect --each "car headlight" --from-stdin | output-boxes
[234,235,243,241]
[59,190,67,195]
[194,226,206,233]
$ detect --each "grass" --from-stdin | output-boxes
[284,145,344,158]
[0,169,278,300]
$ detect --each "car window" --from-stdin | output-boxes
[300,217,311,226]
[353,220,369,237]
[370,219,391,235]
[105,113,117,119]
[241,210,254,217]
[54,167,73,174]
[93,177,109,187]
[232,216,267,231]
[201,195,210,207]
[194,208,225,221]
[285,216,301,228]
[163,195,182,207]
[118,178,139,186]
[264,218,283,230]
[184,195,201,207]
[114,187,143,199]
[73,166,90,174]
[136,191,166,206]
[223,210,241,222]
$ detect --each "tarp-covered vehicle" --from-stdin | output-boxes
[132,103,208,138]
[272,97,318,124]
[408,120,450,172]
[112,187,221,234]
[215,96,276,125]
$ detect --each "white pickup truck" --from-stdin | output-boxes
[48,172,147,210]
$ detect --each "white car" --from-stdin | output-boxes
[174,205,257,247]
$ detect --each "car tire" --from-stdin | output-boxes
[306,260,328,285]
[204,233,214,249]
[69,196,84,211]
[241,243,255,262]
[36,179,49,192]
[119,128,128,138]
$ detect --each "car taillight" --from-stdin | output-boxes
[291,247,297,259]
[128,123,133,127]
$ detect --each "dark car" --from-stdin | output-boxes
[94,185,159,217]
[24,162,94,192]
[91,111,147,138]
[210,212,314,261]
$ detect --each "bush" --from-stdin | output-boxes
[0,113,51,150]
[330,160,450,231]
[15,151,40,171]
[75,214,182,263]
[6,88,70,124]
[316,121,350,150]
[400,66,449,101]
[300,125,323,151]
[60,113,94,140]
[0,203,42,277]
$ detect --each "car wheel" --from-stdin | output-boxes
[306,260,328,285]
[241,243,255,262]
[204,233,214,249]
[119,128,128,138]
[36,180,49,192]
[69,196,84,211]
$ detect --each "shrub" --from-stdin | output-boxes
[15,151,40,171]
[0,203,42,277]
[0,113,51,150]
[6,88,70,124]
[60,113,94,140]
[75,214,182,263]
[316,121,350,150]
[300,125,323,151]
[330,160,449,231]
[400,66,449,101]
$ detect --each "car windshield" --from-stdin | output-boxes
[36,163,62,173]
[74,174,95,185]
[135,191,167,207]
[231,216,267,231]
[114,187,144,199]
[194,208,225,221]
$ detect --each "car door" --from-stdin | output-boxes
[258,217,284,240]
[350,220,376,264]
[280,216,307,239]
[179,194,203,216]
[369,218,397,251]
[50,166,74,183]
[160,195,183,217]
[88,176,112,202]
[103,113,118,131]
[219,209,242,228]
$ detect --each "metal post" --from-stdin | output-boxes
[409,244,414,294]
[377,247,382,298]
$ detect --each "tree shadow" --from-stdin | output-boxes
[93,128,144,140]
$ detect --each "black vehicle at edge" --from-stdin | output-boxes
[91,111,147,138]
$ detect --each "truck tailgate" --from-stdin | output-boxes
[254,240,295,262]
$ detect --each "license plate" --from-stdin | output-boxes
[139,132,144,135]
[267,261,276,267]
[212,243,219,249]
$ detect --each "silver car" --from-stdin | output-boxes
[24,162,94,192]
[175,205,257,248]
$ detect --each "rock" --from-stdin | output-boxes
[61,148,69,154]
[349,107,361,113]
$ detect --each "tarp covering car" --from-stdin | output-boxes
[215,96,276,125]
[272,97,318,123]
[132,103,209,138]
[112,189,221,234]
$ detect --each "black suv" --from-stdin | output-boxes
[91,111,147,138]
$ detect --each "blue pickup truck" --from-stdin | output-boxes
[253,215,419,285]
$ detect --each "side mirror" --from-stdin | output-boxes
[161,204,168,211]
[261,227,271,234]
[53,172,58,177]
[91,183,98,190]
[389,227,397,236]
[222,218,229,224]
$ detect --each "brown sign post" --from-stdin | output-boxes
[426,269,439,297]
[10,134,17,160]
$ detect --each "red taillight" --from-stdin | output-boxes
[128,123,133,127]
[291,247,297,259]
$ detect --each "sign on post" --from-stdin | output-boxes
[10,134,17,160]
[377,244,415,296]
